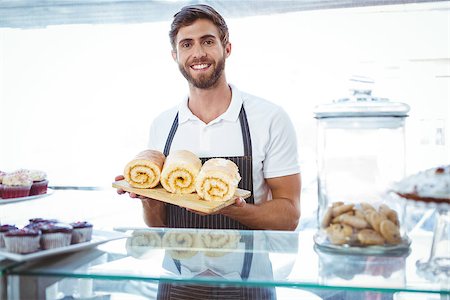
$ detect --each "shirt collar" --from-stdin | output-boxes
[177,96,195,124]
[177,84,243,125]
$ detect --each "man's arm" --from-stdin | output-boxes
[140,198,167,227]
[220,173,301,231]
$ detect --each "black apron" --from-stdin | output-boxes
[157,106,275,300]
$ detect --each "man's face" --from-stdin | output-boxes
[173,19,230,89]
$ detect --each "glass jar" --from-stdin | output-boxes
[314,85,410,235]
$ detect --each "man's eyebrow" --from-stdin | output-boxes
[178,38,193,45]
[178,34,218,45]
[200,34,217,40]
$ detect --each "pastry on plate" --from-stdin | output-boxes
[392,165,450,204]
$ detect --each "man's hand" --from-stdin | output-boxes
[115,174,151,199]
[115,175,126,194]
[114,175,166,227]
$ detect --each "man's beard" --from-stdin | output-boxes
[179,56,225,89]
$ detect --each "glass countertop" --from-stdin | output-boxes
[6,228,449,295]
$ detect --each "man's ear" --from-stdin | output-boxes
[171,50,177,61]
[225,42,232,58]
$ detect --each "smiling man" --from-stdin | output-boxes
[134,4,302,232]
[116,4,301,299]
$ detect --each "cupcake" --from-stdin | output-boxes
[70,221,93,244]
[0,224,18,248]
[1,172,32,199]
[40,223,73,250]
[24,218,59,230]
[28,170,49,196]
[3,228,41,254]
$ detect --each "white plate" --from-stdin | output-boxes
[0,230,128,262]
[0,188,54,205]
[313,230,411,255]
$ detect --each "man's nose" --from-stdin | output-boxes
[192,43,207,59]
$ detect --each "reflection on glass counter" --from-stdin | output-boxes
[315,245,409,287]
[4,228,449,300]
[119,228,299,286]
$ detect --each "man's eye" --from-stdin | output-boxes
[181,42,191,48]
[204,40,214,45]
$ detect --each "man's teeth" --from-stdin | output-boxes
[192,64,209,70]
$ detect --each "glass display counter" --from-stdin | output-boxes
[0,260,21,300]
[3,228,449,299]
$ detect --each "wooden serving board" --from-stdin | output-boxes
[112,180,251,214]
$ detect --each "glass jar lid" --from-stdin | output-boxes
[314,77,410,119]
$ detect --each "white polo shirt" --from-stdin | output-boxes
[148,84,300,204]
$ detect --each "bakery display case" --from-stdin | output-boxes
[1,226,448,299]
[1,1,449,299]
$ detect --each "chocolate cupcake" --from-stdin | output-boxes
[28,170,49,196]
[4,229,41,254]
[0,224,18,248]
[70,221,93,244]
[40,223,73,250]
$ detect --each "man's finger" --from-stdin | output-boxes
[235,197,246,207]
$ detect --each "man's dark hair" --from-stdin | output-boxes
[169,4,229,51]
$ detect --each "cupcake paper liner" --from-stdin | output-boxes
[1,185,31,199]
[41,232,72,250]
[4,235,40,254]
[30,180,49,196]
[71,227,93,244]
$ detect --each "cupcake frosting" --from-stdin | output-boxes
[70,221,94,228]
[28,170,47,182]
[5,228,40,237]
[11,169,47,182]
[0,171,6,183]
[2,173,32,186]
[29,218,59,224]
[393,165,450,199]
[40,223,73,234]
[0,224,18,233]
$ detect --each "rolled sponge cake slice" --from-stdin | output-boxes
[195,158,241,202]
[124,150,166,188]
[160,150,202,194]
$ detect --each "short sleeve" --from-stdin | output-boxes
[263,107,301,178]
[147,108,178,153]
